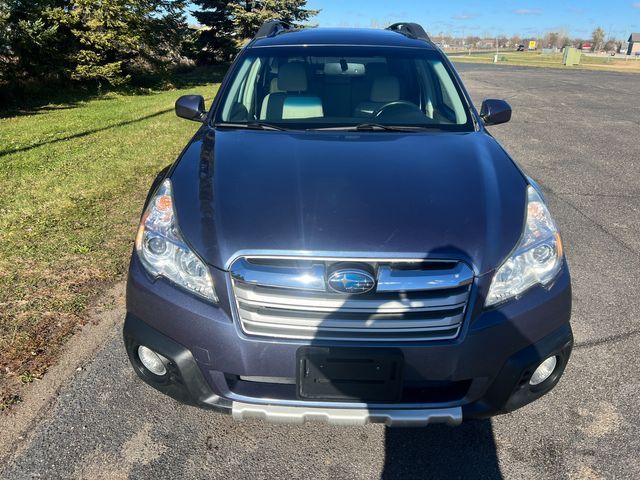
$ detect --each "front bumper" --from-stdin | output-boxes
[123,253,573,425]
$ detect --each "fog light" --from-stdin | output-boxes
[529,356,557,386]
[137,345,168,376]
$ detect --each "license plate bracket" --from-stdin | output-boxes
[296,347,403,402]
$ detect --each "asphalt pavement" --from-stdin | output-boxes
[2,63,639,479]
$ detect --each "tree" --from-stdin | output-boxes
[193,0,319,62]
[465,36,480,48]
[544,31,559,48]
[133,0,192,75]
[1,0,191,92]
[231,1,319,39]
[0,0,72,87]
[62,0,144,84]
[61,0,190,85]
[0,1,12,61]
[192,0,237,63]
[603,39,618,53]
[556,28,571,49]
[591,27,605,52]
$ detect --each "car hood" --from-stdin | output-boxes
[171,128,527,274]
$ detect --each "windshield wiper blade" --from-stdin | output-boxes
[355,123,409,131]
[309,123,432,132]
[215,122,287,131]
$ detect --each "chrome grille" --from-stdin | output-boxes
[229,256,473,342]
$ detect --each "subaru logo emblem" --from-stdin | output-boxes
[327,269,376,294]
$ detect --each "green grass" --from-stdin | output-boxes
[449,51,640,72]
[0,67,224,403]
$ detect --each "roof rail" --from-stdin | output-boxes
[386,22,431,42]
[254,20,293,39]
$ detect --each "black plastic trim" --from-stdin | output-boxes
[462,322,573,419]
[254,20,293,39]
[386,22,431,42]
[123,313,231,412]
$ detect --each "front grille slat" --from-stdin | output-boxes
[230,256,473,342]
[237,303,465,329]
[376,264,473,292]
[234,283,470,313]
[241,318,462,333]
[238,321,461,341]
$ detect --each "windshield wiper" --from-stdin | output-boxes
[215,122,287,131]
[309,123,436,132]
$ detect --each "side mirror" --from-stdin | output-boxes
[480,99,512,126]
[175,95,206,122]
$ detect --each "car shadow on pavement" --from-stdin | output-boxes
[382,420,502,479]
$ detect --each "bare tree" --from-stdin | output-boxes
[465,36,480,48]
[544,31,559,48]
[591,27,605,52]
[604,39,617,52]
[557,28,570,48]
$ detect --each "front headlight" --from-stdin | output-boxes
[485,185,564,307]
[135,179,217,302]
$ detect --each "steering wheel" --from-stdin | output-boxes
[373,101,420,118]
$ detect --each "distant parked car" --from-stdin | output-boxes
[516,44,525,51]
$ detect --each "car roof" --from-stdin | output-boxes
[250,27,437,49]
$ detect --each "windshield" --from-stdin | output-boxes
[215,46,473,131]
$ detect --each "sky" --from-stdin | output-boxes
[248,0,640,40]
[307,0,640,39]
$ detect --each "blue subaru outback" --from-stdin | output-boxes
[123,22,572,426]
